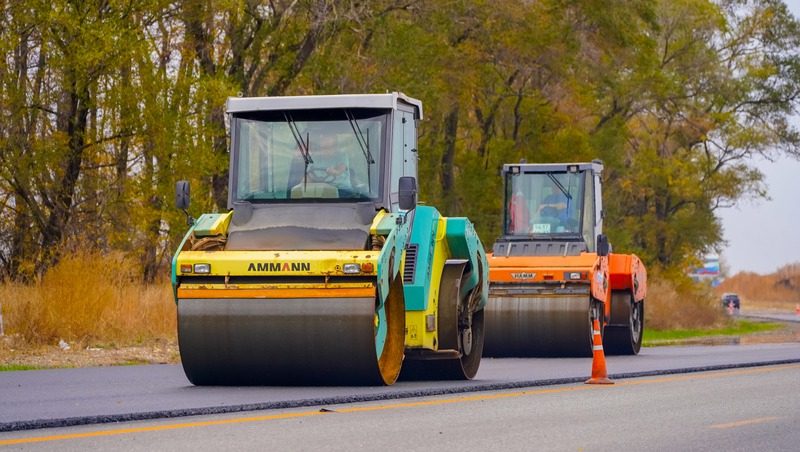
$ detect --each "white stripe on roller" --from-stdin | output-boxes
[593,345,604,351]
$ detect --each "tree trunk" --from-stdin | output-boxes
[440,106,460,214]
[9,194,30,279]
[141,193,163,283]
[183,2,229,211]
[39,78,90,273]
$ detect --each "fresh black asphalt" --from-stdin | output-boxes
[1,343,799,432]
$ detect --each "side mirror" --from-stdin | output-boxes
[398,176,417,210]
[176,181,190,210]
[596,234,610,257]
[176,181,194,226]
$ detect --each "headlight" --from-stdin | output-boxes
[193,263,211,274]
[566,272,582,280]
[342,263,361,274]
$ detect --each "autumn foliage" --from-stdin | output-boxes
[2,1,800,284]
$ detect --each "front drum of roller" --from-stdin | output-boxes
[177,295,404,386]
[483,295,593,357]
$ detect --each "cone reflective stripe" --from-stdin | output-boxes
[585,317,613,385]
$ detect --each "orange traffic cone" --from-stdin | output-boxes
[585,317,613,385]
[795,304,800,316]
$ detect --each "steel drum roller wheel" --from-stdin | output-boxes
[456,308,484,378]
[376,275,407,383]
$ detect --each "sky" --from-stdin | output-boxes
[716,1,800,275]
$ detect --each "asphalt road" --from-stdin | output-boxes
[1,343,799,432]
[2,363,799,451]
[738,309,800,323]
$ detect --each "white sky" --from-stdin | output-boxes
[716,1,800,275]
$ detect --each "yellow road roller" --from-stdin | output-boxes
[172,93,488,385]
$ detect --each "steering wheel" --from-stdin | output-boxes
[307,167,336,184]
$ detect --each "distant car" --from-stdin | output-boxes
[721,293,740,310]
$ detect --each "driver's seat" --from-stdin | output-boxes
[290,182,339,199]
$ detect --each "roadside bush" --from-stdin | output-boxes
[0,251,175,346]
[645,275,728,330]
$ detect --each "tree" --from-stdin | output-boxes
[603,0,800,271]
[0,0,151,278]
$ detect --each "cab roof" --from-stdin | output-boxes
[502,161,604,175]
[226,92,423,119]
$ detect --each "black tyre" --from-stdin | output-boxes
[603,292,644,355]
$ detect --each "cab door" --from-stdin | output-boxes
[390,110,418,211]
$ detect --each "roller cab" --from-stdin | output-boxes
[172,93,488,385]
[485,161,646,357]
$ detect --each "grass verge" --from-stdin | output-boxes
[643,319,784,346]
[0,364,42,372]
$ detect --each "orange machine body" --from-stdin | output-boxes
[488,251,646,325]
[608,253,647,303]
[488,252,608,301]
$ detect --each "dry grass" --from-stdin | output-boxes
[645,277,728,330]
[2,253,796,369]
[716,263,800,311]
[0,251,176,348]
[0,253,753,342]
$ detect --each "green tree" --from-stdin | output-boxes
[0,0,151,278]
[1,0,799,283]
[604,0,800,271]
